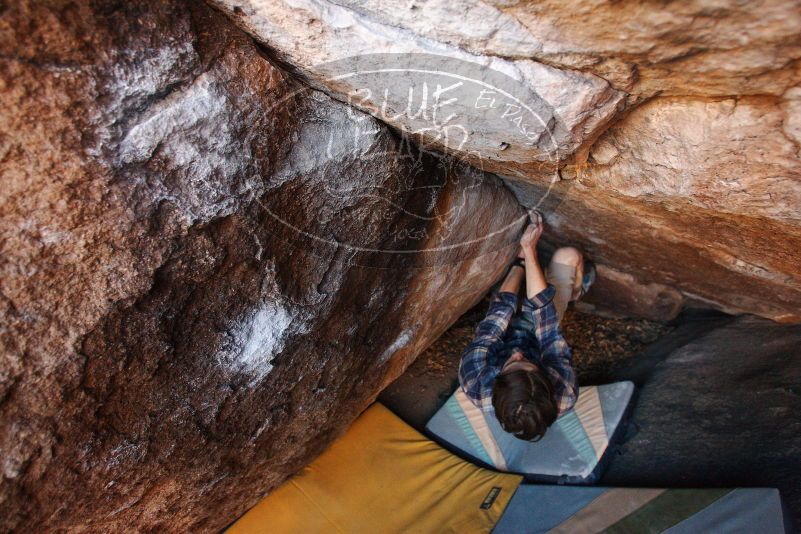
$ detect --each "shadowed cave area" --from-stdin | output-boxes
[1,0,801,531]
[381,306,801,526]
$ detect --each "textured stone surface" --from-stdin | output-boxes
[542,95,801,322]
[213,0,801,322]
[574,264,684,323]
[209,0,627,178]
[251,0,801,98]
[604,315,801,525]
[582,97,801,224]
[493,0,801,98]
[0,1,523,530]
[508,179,801,323]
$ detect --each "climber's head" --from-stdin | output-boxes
[492,353,558,441]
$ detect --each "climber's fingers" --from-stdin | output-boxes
[528,209,543,227]
[520,222,542,249]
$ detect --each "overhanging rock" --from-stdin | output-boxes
[0,1,523,530]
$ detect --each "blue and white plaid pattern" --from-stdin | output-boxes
[458,285,578,415]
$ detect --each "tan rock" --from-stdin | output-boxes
[210,0,626,177]
[549,95,801,321]
[213,0,801,322]
[583,96,801,224]
[280,0,801,97]
[507,179,801,323]
[576,264,684,323]
[494,0,801,97]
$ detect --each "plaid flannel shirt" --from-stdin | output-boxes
[458,284,578,415]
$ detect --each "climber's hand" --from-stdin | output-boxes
[520,210,544,252]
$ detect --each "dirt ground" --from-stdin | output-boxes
[560,308,674,383]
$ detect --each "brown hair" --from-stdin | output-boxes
[492,368,558,441]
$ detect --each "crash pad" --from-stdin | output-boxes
[228,403,522,533]
[426,382,634,483]
[494,484,791,533]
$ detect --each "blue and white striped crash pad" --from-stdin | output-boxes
[425,381,635,484]
[494,485,791,533]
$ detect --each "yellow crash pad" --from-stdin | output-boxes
[229,403,522,534]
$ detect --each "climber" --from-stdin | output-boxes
[458,210,595,441]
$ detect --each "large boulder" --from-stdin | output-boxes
[0,1,523,530]
[208,0,627,178]
[604,314,801,524]
[213,0,801,323]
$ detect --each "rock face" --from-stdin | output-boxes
[208,0,627,178]
[572,264,684,323]
[0,1,523,530]
[604,314,801,524]
[214,0,801,323]
[489,0,801,98]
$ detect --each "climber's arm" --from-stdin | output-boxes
[520,212,547,298]
[519,212,577,413]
